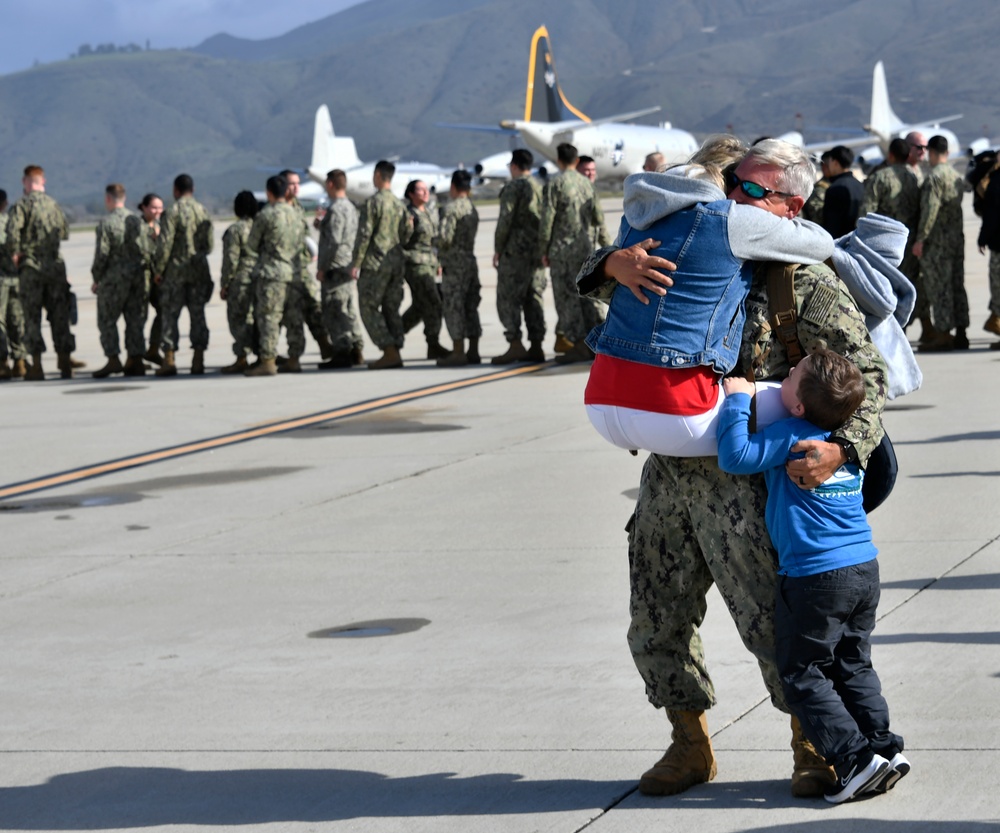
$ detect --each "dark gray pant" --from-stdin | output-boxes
[776,559,902,767]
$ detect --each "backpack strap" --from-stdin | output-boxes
[767,261,803,368]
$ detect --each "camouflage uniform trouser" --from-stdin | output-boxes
[19,265,75,355]
[922,236,968,331]
[989,251,1000,317]
[401,264,443,342]
[159,274,213,351]
[255,279,291,360]
[0,276,26,361]
[358,258,405,351]
[441,258,482,341]
[320,269,364,354]
[282,271,328,358]
[147,280,162,353]
[96,273,148,357]
[225,278,256,357]
[549,252,605,343]
[627,453,787,713]
[899,243,926,323]
[496,257,546,343]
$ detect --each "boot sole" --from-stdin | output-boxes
[639,764,717,796]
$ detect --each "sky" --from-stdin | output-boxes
[0,0,365,75]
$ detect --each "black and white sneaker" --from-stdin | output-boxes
[868,751,911,795]
[825,751,890,804]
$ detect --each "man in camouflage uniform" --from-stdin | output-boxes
[219,190,259,374]
[245,175,304,376]
[577,155,612,249]
[435,170,481,367]
[0,189,27,380]
[912,135,969,352]
[539,142,605,364]
[351,160,407,370]
[279,170,333,373]
[153,174,214,376]
[316,169,363,369]
[90,184,147,378]
[492,148,546,364]
[401,180,448,360]
[5,165,76,380]
[860,138,925,338]
[576,139,888,799]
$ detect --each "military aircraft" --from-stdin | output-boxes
[453,26,698,181]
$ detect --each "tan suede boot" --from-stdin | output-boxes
[92,355,124,378]
[191,349,205,375]
[638,710,718,796]
[553,334,574,354]
[985,313,1000,337]
[123,356,146,376]
[790,714,837,797]
[220,355,249,375]
[245,357,277,376]
[12,358,27,378]
[25,352,45,381]
[491,339,528,365]
[278,355,302,373]
[155,350,177,377]
[57,352,73,379]
[368,346,403,369]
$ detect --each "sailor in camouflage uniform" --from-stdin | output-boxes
[800,150,831,225]
[912,135,969,351]
[245,175,305,377]
[91,184,147,377]
[131,193,165,366]
[401,180,448,360]
[218,190,259,374]
[5,165,76,380]
[315,169,363,369]
[435,170,481,366]
[351,160,408,369]
[575,139,888,800]
[538,143,605,364]
[492,148,546,364]
[0,190,27,380]
[279,171,333,373]
[152,174,214,376]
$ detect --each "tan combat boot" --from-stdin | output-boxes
[368,346,403,370]
[25,352,45,381]
[278,355,302,373]
[554,341,595,364]
[155,350,178,377]
[123,356,146,376]
[69,356,87,369]
[245,357,277,376]
[790,714,836,797]
[92,355,123,378]
[437,339,468,367]
[985,313,1000,337]
[491,339,528,365]
[220,355,248,374]
[638,710,717,796]
[191,349,206,375]
[553,334,574,354]
[57,352,73,379]
[12,358,27,378]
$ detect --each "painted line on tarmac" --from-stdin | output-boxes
[0,363,551,501]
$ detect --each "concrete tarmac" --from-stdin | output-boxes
[1,196,999,832]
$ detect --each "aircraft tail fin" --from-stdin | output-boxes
[311,104,362,173]
[869,61,905,136]
[524,26,590,124]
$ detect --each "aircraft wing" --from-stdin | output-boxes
[436,122,520,136]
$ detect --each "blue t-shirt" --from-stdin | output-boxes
[717,392,877,577]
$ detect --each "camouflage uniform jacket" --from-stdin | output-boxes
[153,195,214,279]
[437,196,479,271]
[860,163,920,230]
[317,197,358,273]
[578,252,887,464]
[494,175,542,261]
[917,162,965,245]
[220,218,257,290]
[538,168,601,261]
[402,205,439,269]
[800,178,829,225]
[0,210,15,277]
[247,201,303,283]
[289,198,314,274]
[126,219,159,283]
[351,188,407,273]
[91,206,135,286]
[5,191,69,272]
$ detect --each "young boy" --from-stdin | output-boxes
[717,348,908,804]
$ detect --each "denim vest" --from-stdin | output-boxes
[586,200,750,374]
